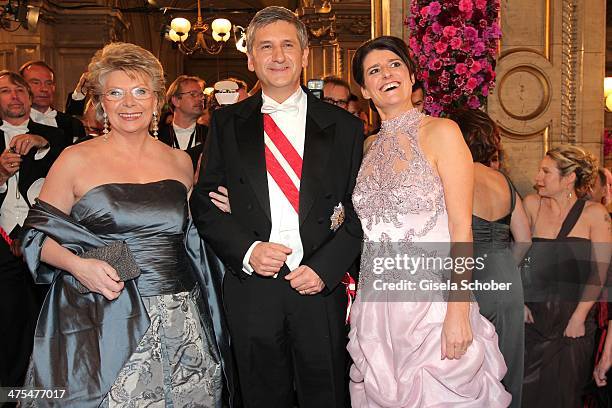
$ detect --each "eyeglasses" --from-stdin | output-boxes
[102,87,154,101]
[323,97,348,107]
[177,90,205,99]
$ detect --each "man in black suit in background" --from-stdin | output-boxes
[0,70,63,389]
[19,61,86,148]
[158,75,208,170]
[190,7,363,408]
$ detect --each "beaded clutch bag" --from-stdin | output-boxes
[75,241,141,294]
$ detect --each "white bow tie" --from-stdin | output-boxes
[0,121,29,135]
[261,101,299,116]
[32,109,57,120]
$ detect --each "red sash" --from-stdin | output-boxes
[263,114,303,213]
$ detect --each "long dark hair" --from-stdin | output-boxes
[450,108,500,165]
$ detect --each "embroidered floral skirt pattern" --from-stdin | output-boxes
[102,288,222,408]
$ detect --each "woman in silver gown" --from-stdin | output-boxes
[20,43,231,407]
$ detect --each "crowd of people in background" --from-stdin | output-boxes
[0,5,610,408]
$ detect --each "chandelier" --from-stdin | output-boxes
[0,0,39,32]
[167,0,238,55]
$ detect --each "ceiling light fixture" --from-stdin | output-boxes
[167,0,233,55]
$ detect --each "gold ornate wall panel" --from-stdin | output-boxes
[0,33,40,71]
[299,0,371,96]
[489,52,553,136]
[560,0,577,144]
[502,129,549,193]
[487,0,605,195]
[371,0,390,37]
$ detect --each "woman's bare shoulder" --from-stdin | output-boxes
[160,142,194,189]
[583,200,610,222]
[51,138,101,172]
[419,116,463,145]
[420,116,459,133]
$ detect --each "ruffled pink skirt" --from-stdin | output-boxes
[348,298,512,407]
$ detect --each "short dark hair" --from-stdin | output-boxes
[348,93,359,103]
[0,70,33,100]
[352,36,417,87]
[19,60,56,82]
[323,76,350,93]
[450,108,500,165]
[246,6,308,53]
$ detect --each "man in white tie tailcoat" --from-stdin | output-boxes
[0,70,62,389]
[190,7,364,408]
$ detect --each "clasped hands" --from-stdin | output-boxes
[249,242,324,295]
[0,134,48,178]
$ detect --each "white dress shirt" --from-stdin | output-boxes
[30,107,58,128]
[242,87,308,275]
[0,119,49,233]
[172,122,197,150]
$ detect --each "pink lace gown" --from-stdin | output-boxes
[348,109,512,407]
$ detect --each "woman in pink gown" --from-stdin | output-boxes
[347,36,512,407]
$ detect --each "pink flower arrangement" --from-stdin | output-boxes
[604,129,612,158]
[407,0,501,116]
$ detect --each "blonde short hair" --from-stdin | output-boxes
[546,145,598,197]
[86,42,165,123]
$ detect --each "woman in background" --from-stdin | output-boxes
[522,146,611,407]
[452,108,531,408]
